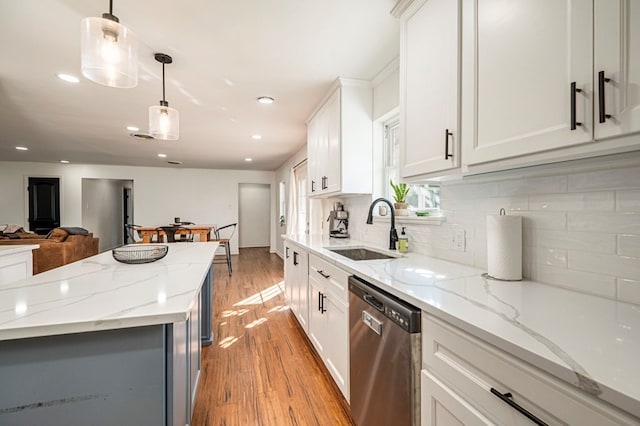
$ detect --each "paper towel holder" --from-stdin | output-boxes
[485,207,523,282]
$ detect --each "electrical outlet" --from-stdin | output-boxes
[452,229,466,251]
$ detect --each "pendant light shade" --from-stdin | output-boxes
[80,2,138,88]
[149,53,179,140]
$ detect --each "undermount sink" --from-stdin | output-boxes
[327,247,399,261]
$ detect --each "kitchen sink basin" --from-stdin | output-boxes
[327,248,399,261]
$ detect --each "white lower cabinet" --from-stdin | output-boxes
[421,314,639,425]
[307,253,350,401]
[284,243,309,332]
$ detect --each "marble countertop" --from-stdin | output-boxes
[0,245,40,256]
[284,234,640,418]
[0,243,218,341]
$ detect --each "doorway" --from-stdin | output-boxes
[27,177,61,235]
[238,183,270,248]
[81,179,134,252]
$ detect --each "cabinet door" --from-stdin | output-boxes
[307,275,325,354]
[295,249,309,331]
[324,89,341,194]
[463,0,593,165]
[595,0,640,140]
[307,119,320,195]
[284,246,293,305]
[421,370,493,426]
[324,295,349,401]
[401,0,460,178]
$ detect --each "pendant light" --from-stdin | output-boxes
[149,53,179,140]
[80,0,138,88]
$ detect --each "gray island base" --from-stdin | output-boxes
[0,243,216,426]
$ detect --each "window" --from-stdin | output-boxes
[383,119,440,212]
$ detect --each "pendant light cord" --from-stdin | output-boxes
[162,63,166,103]
[109,0,113,15]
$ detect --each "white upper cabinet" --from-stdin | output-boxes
[400,0,461,179]
[462,0,593,166]
[307,78,373,197]
[594,0,640,140]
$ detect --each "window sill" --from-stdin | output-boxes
[373,214,445,226]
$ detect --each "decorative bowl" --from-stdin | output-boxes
[112,244,168,264]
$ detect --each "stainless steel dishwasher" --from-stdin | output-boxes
[349,275,421,426]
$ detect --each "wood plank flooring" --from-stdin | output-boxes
[192,247,355,426]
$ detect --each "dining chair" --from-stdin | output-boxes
[156,226,194,243]
[210,223,237,275]
[125,224,149,244]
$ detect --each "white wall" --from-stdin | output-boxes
[82,178,131,252]
[274,146,307,257]
[238,183,270,248]
[0,161,276,255]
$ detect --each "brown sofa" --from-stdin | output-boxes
[0,228,99,274]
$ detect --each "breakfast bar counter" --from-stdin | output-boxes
[0,242,218,425]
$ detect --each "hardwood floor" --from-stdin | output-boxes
[192,247,355,426]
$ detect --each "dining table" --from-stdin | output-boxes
[136,224,215,243]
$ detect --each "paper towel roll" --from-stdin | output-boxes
[487,213,522,281]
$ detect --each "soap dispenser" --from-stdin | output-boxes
[398,227,409,253]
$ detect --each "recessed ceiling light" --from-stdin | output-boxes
[252,134,262,140]
[59,160,70,164]
[57,73,80,83]
[158,153,167,158]
[244,157,253,162]
[257,96,274,104]
[126,125,139,132]
[15,146,28,151]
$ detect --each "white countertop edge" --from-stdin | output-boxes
[0,311,189,341]
[282,234,640,418]
[0,244,40,256]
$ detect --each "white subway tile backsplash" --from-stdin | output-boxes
[343,160,640,301]
[617,278,640,304]
[498,175,567,196]
[617,190,640,212]
[516,211,567,230]
[533,230,616,254]
[568,166,640,192]
[568,212,640,234]
[618,234,640,257]
[568,250,640,280]
[532,265,616,298]
[529,192,614,211]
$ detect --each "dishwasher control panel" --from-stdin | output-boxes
[386,306,411,331]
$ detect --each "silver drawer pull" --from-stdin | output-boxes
[362,311,382,335]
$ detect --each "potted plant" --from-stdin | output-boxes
[390,180,410,216]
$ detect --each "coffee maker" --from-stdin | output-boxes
[328,202,349,238]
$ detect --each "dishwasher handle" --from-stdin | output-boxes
[363,294,384,311]
[362,311,383,335]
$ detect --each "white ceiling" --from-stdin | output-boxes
[0,1,399,171]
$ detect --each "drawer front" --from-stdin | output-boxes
[309,254,349,302]
[422,314,638,426]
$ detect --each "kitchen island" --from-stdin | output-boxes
[0,242,217,426]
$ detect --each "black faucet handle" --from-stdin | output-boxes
[391,228,399,241]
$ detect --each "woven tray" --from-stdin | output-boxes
[112,244,168,264]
